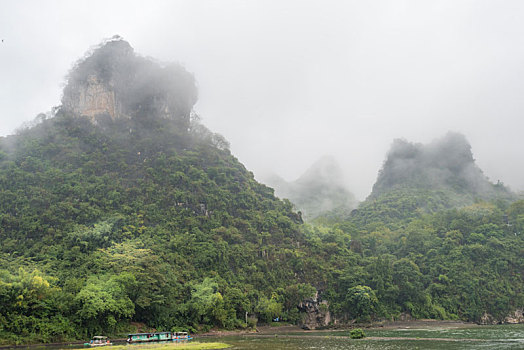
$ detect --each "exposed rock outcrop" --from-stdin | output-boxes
[479,309,524,325]
[298,292,331,329]
[505,309,524,324]
[64,75,118,120]
[61,36,197,128]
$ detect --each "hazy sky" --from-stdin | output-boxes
[2,0,524,199]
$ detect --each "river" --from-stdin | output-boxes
[196,324,524,349]
[2,324,523,350]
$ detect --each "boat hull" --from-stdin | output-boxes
[84,342,112,347]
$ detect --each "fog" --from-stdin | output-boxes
[2,0,524,199]
[371,132,509,199]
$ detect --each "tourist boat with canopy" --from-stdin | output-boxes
[127,331,192,343]
[84,336,112,347]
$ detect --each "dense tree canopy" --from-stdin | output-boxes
[0,113,316,343]
[0,112,522,344]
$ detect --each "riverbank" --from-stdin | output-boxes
[0,320,486,348]
[197,319,479,337]
[366,319,480,330]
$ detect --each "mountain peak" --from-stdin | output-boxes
[370,132,510,200]
[61,37,197,128]
[296,155,345,186]
[264,156,357,220]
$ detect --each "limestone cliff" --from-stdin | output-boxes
[61,36,197,128]
[298,292,331,329]
[479,309,524,325]
[63,75,118,120]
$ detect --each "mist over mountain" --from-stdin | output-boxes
[263,156,358,220]
[0,38,319,340]
[1,36,523,344]
[61,36,197,129]
[373,132,514,197]
[351,132,516,224]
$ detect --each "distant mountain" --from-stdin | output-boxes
[353,132,515,224]
[264,156,358,220]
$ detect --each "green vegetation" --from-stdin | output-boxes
[308,133,523,324]
[311,199,523,322]
[1,114,522,343]
[2,111,523,345]
[0,39,522,346]
[0,114,315,343]
[350,328,366,339]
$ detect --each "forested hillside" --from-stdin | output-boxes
[0,39,319,343]
[312,134,523,325]
[352,133,516,226]
[0,107,324,343]
[0,38,522,345]
[310,200,524,324]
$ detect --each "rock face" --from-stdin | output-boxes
[505,309,524,324]
[298,292,331,329]
[479,309,524,325]
[61,36,197,128]
[64,75,118,120]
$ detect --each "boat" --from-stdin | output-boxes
[84,336,112,347]
[173,332,192,341]
[127,331,192,343]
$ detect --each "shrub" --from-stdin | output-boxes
[350,328,366,339]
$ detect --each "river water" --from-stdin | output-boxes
[3,324,523,350]
[196,324,524,349]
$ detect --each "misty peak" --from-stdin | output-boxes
[371,132,511,199]
[263,156,357,220]
[386,132,474,175]
[296,155,345,186]
[61,37,197,128]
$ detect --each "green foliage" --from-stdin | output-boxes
[1,108,522,344]
[349,328,365,339]
[74,274,135,335]
[255,296,283,324]
[0,269,77,343]
[318,195,523,323]
[0,113,312,342]
[345,285,378,321]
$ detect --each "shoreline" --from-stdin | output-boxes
[0,320,499,347]
[197,319,480,337]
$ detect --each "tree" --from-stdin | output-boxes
[255,296,283,323]
[74,275,135,335]
[345,285,378,321]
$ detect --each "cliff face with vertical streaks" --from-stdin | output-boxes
[63,75,118,121]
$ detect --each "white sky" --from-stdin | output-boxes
[1,0,524,199]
